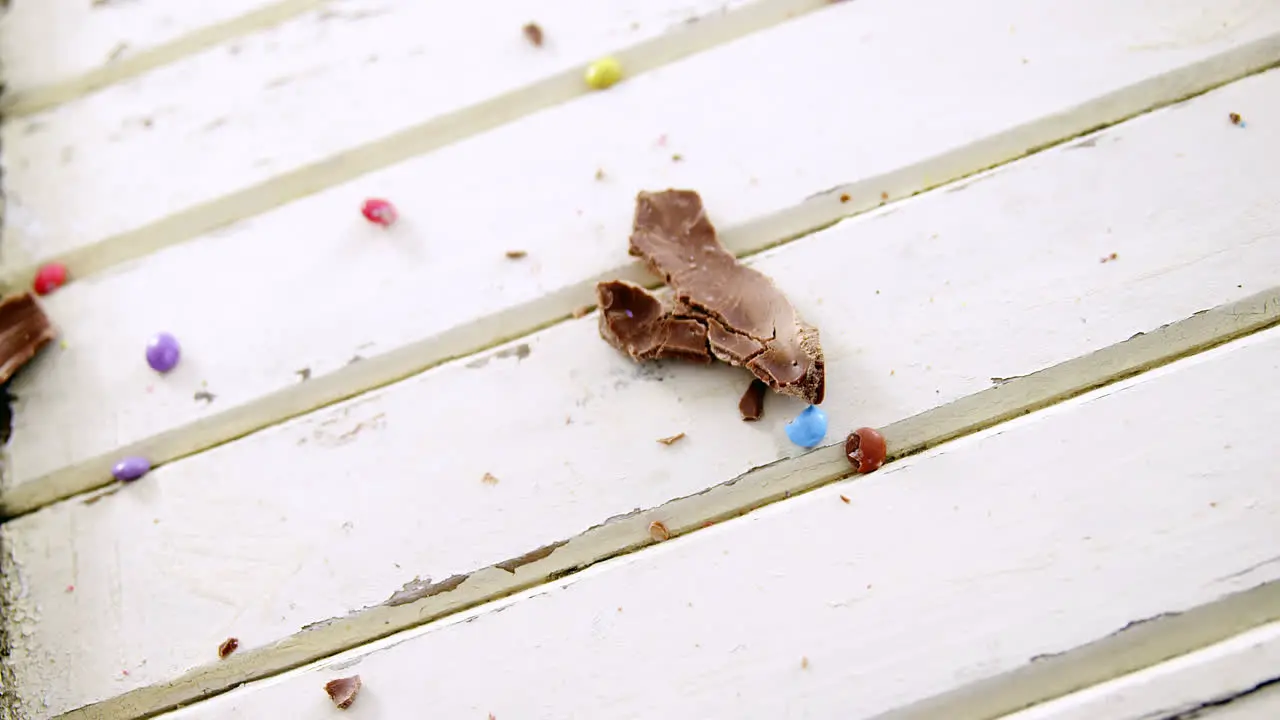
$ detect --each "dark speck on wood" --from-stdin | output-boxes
[193,390,216,403]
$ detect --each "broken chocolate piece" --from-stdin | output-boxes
[596,280,712,363]
[738,379,767,421]
[648,521,670,541]
[624,190,824,403]
[0,293,56,384]
[217,637,239,659]
[324,675,362,709]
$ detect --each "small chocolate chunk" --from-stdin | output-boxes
[324,675,362,709]
[0,293,56,384]
[738,379,767,421]
[626,190,824,403]
[522,22,544,47]
[217,637,239,659]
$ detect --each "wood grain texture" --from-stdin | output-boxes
[5,66,1280,716]
[139,325,1280,720]
[997,622,1280,720]
[7,3,1280,516]
[0,0,812,281]
[0,0,314,103]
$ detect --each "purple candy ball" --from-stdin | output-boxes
[112,456,151,482]
[146,332,181,373]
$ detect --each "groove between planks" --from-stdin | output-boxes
[874,581,1280,720]
[0,0,328,118]
[0,0,831,292]
[53,287,1280,720]
[5,49,1280,520]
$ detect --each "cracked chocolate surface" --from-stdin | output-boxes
[597,190,825,404]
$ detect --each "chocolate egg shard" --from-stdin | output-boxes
[324,675,362,709]
[597,190,825,404]
[846,427,887,473]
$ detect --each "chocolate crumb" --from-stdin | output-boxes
[324,675,362,709]
[522,22,544,47]
[0,293,57,384]
[1100,252,1118,263]
[839,193,850,203]
[801,656,810,669]
[648,521,670,541]
[1229,112,1242,125]
[481,472,499,485]
[839,495,850,504]
[296,367,312,381]
[571,305,592,319]
[598,190,824,403]
[217,637,239,659]
[656,432,685,445]
[505,250,528,259]
[193,390,216,403]
[879,191,889,201]
[738,379,767,421]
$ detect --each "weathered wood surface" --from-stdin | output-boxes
[140,325,1280,720]
[6,0,1280,516]
[6,63,1280,717]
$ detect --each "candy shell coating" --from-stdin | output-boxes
[146,332,181,373]
[785,405,828,448]
[112,456,151,482]
[33,263,68,296]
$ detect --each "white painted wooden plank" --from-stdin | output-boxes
[998,623,1280,720]
[0,0,782,273]
[8,3,1280,513]
[147,326,1280,720]
[0,0,317,101]
[6,67,1280,717]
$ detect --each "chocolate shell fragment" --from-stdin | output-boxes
[738,379,767,421]
[324,675,362,709]
[597,190,825,403]
[0,292,56,385]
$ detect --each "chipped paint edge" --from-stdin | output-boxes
[7,47,1280,520]
[51,287,1280,720]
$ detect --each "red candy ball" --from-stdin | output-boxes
[845,427,887,474]
[361,198,398,227]
[33,262,68,296]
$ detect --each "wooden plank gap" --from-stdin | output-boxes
[0,0,329,118]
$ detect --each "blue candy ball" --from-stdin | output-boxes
[785,405,828,448]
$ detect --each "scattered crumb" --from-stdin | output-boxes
[594,168,606,181]
[505,250,528,259]
[218,638,239,659]
[324,675,362,709]
[839,495,850,504]
[522,22,544,47]
[648,521,670,542]
[656,432,685,445]
[481,472,500,485]
[671,153,683,162]
[193,390,216,403]
[296,368,312,381]
[880,191,889,201]
[106,42,128,62]
[839,193,850,203]
[1229,112,1243,126]
[65,584,74,593]
[571,305,592,319]
[1100,252,1118,264]
[801,656,810,669]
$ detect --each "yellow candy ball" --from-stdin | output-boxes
[584,57,623,90]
